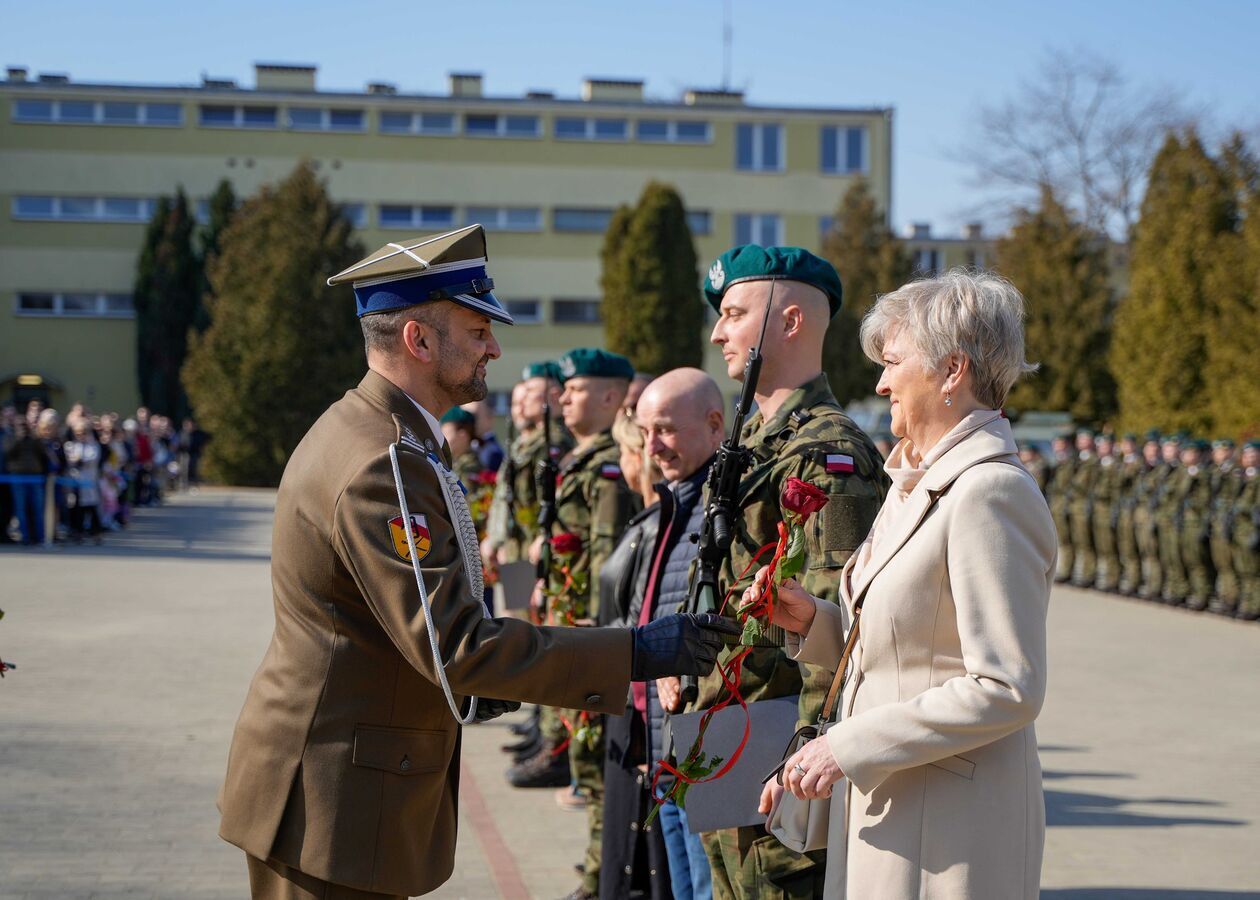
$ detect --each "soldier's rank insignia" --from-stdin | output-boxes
[388,514,431,562]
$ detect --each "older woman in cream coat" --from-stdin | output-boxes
[755,270,1056,899]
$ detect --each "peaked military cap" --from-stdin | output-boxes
[439,407,476,427]
[327,224,513,324]
[703,244,844,318]
[522,361,563,382]
[557,348,634,383]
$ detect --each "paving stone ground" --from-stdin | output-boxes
[1,488,1258,899]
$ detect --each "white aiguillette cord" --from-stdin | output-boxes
[388,441,487,726]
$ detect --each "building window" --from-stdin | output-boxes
[199,105,278,129]
[12,195,155,223]
[819,216,835,241]
[378,204,456,230]
[505,299,542,324]
[913,248,940,275]
[965,249,986,269]
[287,107,365,132]
[465,207,543,232]
[686,211,712,236]
[821,125,869,174]
[16,291,135,318]
[734,213,783,247]
[340,203,368,229]
[555,117,630,141]
[464,113,540,138]
[553,299,602,324]
[380,110,458,135]
[635,119,712,144]
[554,208,614,233]
[736,123,783,172]
[486,390,511,416]
[11,98,183,126]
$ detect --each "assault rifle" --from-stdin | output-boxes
[679,282,777,707]
[534,400,560,591]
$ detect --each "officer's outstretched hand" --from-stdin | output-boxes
[473,697,522,723]
[630,613,742,682]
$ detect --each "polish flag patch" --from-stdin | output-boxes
[825,453,855,474]
[600,463,623,480]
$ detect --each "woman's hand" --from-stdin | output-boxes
[782,734,843,800]
[759,779,784,826]
[742,566,818,636]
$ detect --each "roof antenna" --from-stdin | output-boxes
[722,0,733,91]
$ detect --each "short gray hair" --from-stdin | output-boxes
[360,302,449,356]
[859,269,1036,409]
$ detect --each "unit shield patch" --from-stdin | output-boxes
[388,514,431,562]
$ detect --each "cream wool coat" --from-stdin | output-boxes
[788,414,1055,899]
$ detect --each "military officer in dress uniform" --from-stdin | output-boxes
[217,224,738,900]
[689,245,887,899]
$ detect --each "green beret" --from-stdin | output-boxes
[1122,433,1138,442]
[1162,433,1182,445]
[558,348,634,383]
[1144,429,1162,443]
[1212,438,1235,450]
[1193,439,1211,452]
[439,407,476,427]
[1075,428,1095,439]
[703,245,843,318]
[522,360,562,382]
[1245,440,1260,452]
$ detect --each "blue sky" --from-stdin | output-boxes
[4,0,1256,235]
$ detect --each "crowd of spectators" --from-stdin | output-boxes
[0,399,209,547]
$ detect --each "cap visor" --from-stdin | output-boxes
[452,290,514,325]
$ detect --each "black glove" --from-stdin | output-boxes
[630,613,742,682]
[473,697,521,723]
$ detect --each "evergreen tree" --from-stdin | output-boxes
[1111,130,1237,434]
[601,182,703,373]
[182,162,365,486]
[133,188,200,419]
[1204,136,1260,437]
[820,180,913,403]
[195,179,238,333]
[995,185,1116,422]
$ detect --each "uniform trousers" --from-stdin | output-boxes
[246,855,403,900]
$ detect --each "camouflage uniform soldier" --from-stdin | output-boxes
[1091,433,1122,591]
[1234,442,1260,621]
[1019,443,1050,495]
[1047,435,1076,582]
[1115,434,1147,594]
[1133,434,1166,599]
[1208,439,1242,614]
[1068,429,1099,587]
[694,246,887,900]
[546,348,642,900]
[1156,436,1188,604]
[1179,440,1215,610]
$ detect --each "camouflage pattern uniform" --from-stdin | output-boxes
[689,374,887,900]
[1209,459,1243,613]
[1091,451,1122,591]
[1048,454,1076,582]
[1179,460,1216,609]
[487,425,574,563]
[1068,451,1099,586]
[1234,465,1260,620]
[1116,451,1148,594]
[1134,461,1167,599]
[553,429,641,898]
[1157,463,1189,603]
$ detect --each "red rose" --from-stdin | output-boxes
[475,470,498,486]
[551,532,584,557]
[781,477,829,518]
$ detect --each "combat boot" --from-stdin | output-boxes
[506,743,571,788]
[501,726,541,755]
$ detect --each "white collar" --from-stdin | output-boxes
[405,394,446,449]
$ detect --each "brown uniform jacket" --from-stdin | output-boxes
[218,370,631,896]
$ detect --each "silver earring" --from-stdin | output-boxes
[945,392,953,407]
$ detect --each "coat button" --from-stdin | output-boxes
[400,758,411,771]
[586,694,602,705]
[630,822,638,831]
[624,866,633,875]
